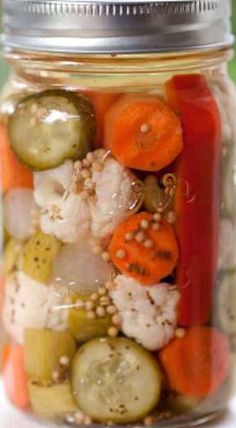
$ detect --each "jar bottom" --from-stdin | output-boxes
[25,409,227,428]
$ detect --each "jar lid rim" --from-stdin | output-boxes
[2,0,234,54]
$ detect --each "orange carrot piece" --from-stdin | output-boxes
[159,327,230,399]
[87,92,120,148]
[0,123,33,191]
[109,212,178,285]
[105,94,183,171]
[3,344,29,410]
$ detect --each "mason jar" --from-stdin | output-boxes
[1,0,236,427]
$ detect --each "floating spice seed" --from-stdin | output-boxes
[60,356,70,366]
[175,328,186,339]
[87,311,96,320]
[91,293,99,302]
[98,287,107,295]
[99,296,110,306]
[153,213,162,222]
[108,326,119,337]
[140,219,149,229]
[140,123,150,133]
[52,370,59,382]
[92,160,104,172]
[92,245,103,255]
[107,305,117,315]
[74,411,85,424]
[105,280,114,290]
[102,251,111,262]
[116,249,126,259]
[81,169,91,179]
[135,232,145,243]
[144,416,155,426]
[152,222,160,231]
[86,152,94,163]
[166,210,177,224]
[74,160,82,170]
[125,232,134,242]
[85,301,94,311]
[112,314,122,326]
[96,306,106,317]
[144,239,154,249]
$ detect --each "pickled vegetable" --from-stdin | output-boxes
[217,270,236,349]
[159,327,230,398]
[105,94,183,171]
[9,90,96,170]
[69,294,112,342]
[24,329,76,385]
[29,383,78,419]
[3,238,22,276]
[166,394,199,415]
[71,337,162,422]
[52,242,114,293]
[4,189,37,240]
[23,231,61,284]
[166,74,221,326]
[109,212,178,285]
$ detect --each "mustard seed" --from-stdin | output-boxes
[91,293,99,302]
[144,239,154,249]
[102,251,111,262]
[152,223,160,231]
[175,328,186,339]
[140,123,150,133]
[125,232,134,242]
[108,326,119,337]
[166,210,177,224]
[116,249,126,259]
[98,287,107,295]
[96,306,106,317]
[140,219,149,229]
[85,301,94,311]
[153,213,162,222]
[107,305,117,315]
[92,245,103,255]
[135,232,145,243]
[87,311,96,320]
[112,314,122,326]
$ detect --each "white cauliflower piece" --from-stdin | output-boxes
[2,272,70,344]
[34,161,74,207]
[40,192,90,243]
[109,275,180,351]
[34,161,90,243]
[91,158,141,238]
[34,156,141,243]
[218,219,236,270]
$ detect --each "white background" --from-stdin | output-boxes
[0,380,236,428]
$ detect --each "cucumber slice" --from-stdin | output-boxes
[3,238,23,276]
[22,231,61,284]
[29,382,78,420]
[24,329,76,385]
[143,175,162,213]
[69,294,112,342]
[71,337,162,423]
[9,90,96,170]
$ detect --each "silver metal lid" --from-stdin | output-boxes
[2,0,234,54]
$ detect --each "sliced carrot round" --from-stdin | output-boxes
[108,212,178,285]
[3,344,29,409]
[105,94,183,171]
[0,123,33,192]
[159,327,230,399]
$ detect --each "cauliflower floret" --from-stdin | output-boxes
[34,161,90,243]
[2,271,70,344]
[109,275,180,351]
[40,192,90,243]
[91,158,141,238]
[34,161,74,207]
[34,155,141,243]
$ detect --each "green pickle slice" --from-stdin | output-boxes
[9,90,96,170]
[69,294,112,342]
[71,337,162,423]
[24,329,76,385]
[29,382,78,420]
[22,231,61,284]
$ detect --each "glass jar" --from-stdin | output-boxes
[1,1,236,427]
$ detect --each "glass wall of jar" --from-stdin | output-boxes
[1,1,236,427]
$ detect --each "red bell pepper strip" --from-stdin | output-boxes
[166,74,221,326]
[3,344,29,410]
